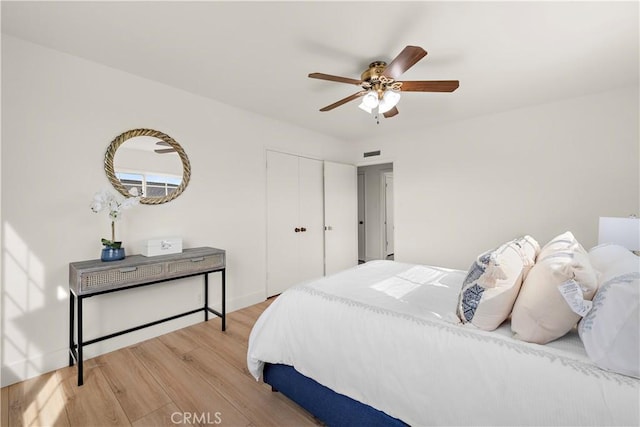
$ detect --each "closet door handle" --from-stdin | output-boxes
[300,227,307,232]
[294,227,301,233]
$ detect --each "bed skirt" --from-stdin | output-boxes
[263,363,407,427]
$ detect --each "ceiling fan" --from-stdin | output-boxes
[155,141,175,154]
[309,45,459,120]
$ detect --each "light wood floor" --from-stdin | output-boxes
[1,298,321,427]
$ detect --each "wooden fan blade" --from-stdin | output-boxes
[309,73,362,85]
[154,148,176,154]
[383,106,399,118]
[382,46,427,79]
[319,91,367,112]
[400,80,459,92]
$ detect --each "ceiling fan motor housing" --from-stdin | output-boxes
[361,61,387,83]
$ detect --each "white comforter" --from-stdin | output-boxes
[248,261,639,426]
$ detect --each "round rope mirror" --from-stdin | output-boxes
[104,128,191,205]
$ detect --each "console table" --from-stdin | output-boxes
[68,246,226,386]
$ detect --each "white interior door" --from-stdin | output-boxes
[324,161,358,275]
[266,151,300,297]
[357,172,365,262]
[384,172,394,257]
[298,157,325,281]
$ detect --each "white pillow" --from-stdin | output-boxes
[511,231,599,344]
[588,243,639,283]
[537,230,578,258]
[457,236,539,331]
[578,245,640,378]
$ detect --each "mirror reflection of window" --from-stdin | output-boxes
[113,136,183,199]
[115,172,181,197]
[116,172,144,196]
[146,175,181,197]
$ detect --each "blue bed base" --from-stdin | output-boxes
[263,363,408,427]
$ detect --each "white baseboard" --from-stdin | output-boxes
[1,348,70,388]
[225,290,267,312]
[0,291,268,388]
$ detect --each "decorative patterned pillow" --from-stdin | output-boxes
[578,244,640,378]
[457,236,540,331]
[511,231,599,344]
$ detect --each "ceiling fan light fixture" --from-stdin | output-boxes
[361,91,379,109]
[378,90,401,114]
[358,101,373,114]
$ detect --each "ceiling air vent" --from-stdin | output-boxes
[363,150,381,158]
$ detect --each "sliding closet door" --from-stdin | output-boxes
[266,151,324,297]
[324,161,358,275]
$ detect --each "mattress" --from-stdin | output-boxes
[248,260,639,426]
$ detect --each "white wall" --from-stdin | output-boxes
[352,87,640,270]
[0,36,353,386]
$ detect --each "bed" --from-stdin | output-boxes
[248,247,639,426]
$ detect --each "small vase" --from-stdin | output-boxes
[101,247,125,262]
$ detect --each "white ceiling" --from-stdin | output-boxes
[2,1,638,142]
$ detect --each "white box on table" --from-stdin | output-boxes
[141,237,183,257]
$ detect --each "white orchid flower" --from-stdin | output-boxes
[90,188,141,247]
